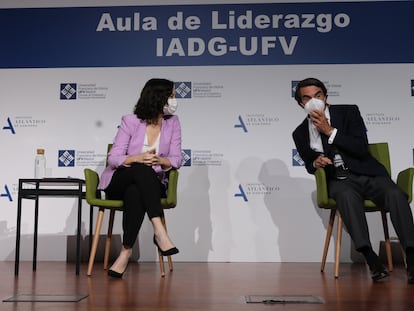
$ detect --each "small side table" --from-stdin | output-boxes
[15,178,85,276]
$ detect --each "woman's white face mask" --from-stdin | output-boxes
[303,97,325,114]
[163,98,178,115]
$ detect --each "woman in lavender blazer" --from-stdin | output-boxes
[99,78,182,278]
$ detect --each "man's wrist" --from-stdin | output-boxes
[328,128,338,144]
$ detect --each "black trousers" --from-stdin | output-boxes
[329,173,414,251]
[104,163,166,247]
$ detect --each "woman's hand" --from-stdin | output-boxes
[126,150,156,166]
[126,150,171,169]
[151,155,171,169]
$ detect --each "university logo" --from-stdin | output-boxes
[292,149,304,166]
[2,117,15,134]
[234,115,248,133]
[182,149,191,166]
[58,150,75,167]
[411,80,414,97]
[175,82,192,99]
[1,184,12,202]
[412,149,414,166]
[234,184,248,202]
[291,80,300,97]
[60,83,77,100]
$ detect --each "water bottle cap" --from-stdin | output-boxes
[37,149,45,155]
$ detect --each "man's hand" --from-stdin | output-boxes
[313,155,333,169]
[310,110,334,136]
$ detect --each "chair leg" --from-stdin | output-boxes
[380,210,393,272]
[104,209,116,270]
[334,213,343,279]
[157,212,173,277]
[87,209,105,276]
[321,209,336,272]
[158,251,166,277]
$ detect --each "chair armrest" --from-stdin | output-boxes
[397,167,414,204]
[315,168,330,208]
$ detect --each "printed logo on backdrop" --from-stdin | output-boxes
[291,80,341,98]
[58,150,75,167]
[76,150,107,167]
[181,149,223,166]
[1,117,16,134]
[60,83,108,100]
[292,149,305,166]
[58,149,107,167]
[174,82,192,98]
[234,114,279,133]
[193,82,223,98]
[411,80,414,97]
[60,83,77,100]
[181,149,191,166]
[1,184,13,202]
[234,183,280,202]
[364,113,400,126]
[3,116,46,134]
[412,149,414,166]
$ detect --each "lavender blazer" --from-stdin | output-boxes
[98,114,182,190]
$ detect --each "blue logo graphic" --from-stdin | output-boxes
[411,80,414,97]
[182,149,191,166]
[412,149,414,165]
[291,80,300,98]
[292,149,304,166]
[60,83,77,100]
[1,185,12,202]
[58,150,75,167]
[234,115,248,133]
[2,117,16,134]
[175,82,192,99]
[234,184,248,202]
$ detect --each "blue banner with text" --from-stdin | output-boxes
[1,1,412,68]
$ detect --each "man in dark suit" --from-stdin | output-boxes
[292,77,414,283]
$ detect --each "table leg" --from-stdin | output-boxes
[33,194,39,271]
[14,181,23,276]
[76,183,82,275]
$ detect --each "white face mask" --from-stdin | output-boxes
[163,98,178,115]
[303,97,325,114]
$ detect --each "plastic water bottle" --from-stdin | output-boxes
[35,148,46,178]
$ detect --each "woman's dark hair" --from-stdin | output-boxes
[294,77,328,104]
[134,78,174,122]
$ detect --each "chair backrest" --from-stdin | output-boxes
[162,169,179,209]
[84,168,100,204]
[106,144,113,167]
[368,142,391,176]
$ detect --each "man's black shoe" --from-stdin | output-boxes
[370,265,389,282]
[407,270,414,284]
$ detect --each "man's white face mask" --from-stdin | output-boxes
[303,97,325,114]
[163,98,178,115]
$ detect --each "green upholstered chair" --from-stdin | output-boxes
[85,144,180,277]
[84,168,123,276]
[315,142,414,278]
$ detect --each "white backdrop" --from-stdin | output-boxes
[1,0,413,264]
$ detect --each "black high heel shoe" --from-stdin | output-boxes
[108,263,129,278]
[108,268,124,278]
[153,236,179,256]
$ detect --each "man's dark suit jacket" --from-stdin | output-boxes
[292,104,388,179]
